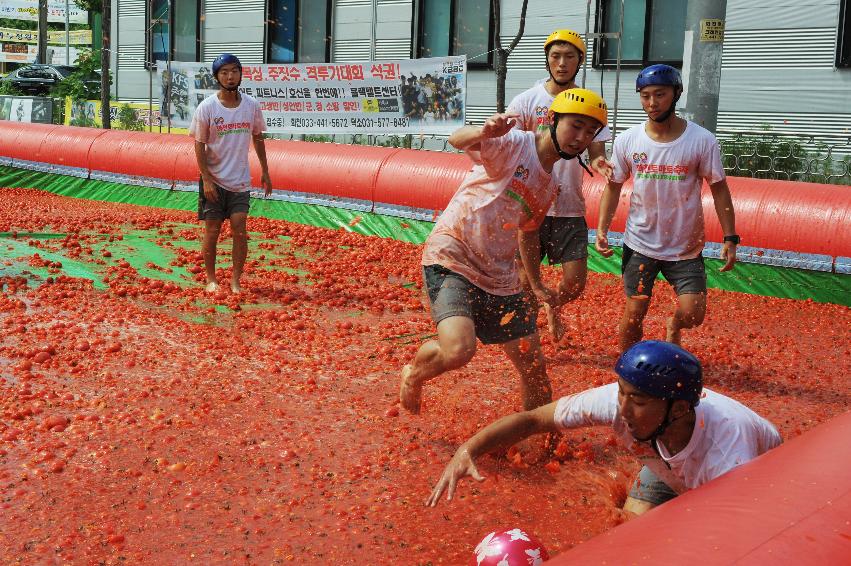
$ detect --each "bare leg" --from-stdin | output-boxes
[399,316,477,414]
[501,332,551,411]
[548,258,588,342]
[202,218,223,292]
[665,292,707,346]
[619,296,651,352]
[623,496,656,518]
[229,212,249,293]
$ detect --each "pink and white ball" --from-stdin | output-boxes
[473,528,549,565]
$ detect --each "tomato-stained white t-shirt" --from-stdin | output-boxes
[190,93,265,192]
[422,129,558,296]
[610,120,726,260]
[553,383,782,494]
[507,79,611,217]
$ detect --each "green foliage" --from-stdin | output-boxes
[49,47,106,101]
[0,80,25,96]
[116,103,144,131]
[73,0,102,13]
[719,126,851,186]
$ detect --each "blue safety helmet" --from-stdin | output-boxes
[635,64,682,122]
[616,340,703,407]
[212,53,243,92]
[212,53,242,76]
[635,64,682,92]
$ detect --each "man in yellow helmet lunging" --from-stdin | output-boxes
[399,89,610,415]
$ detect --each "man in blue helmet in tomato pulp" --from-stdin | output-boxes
[426,341,781,516]
[190,53,273,294]
[595,65,740,353]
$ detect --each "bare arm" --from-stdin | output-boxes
[448,112,520,152]
[595,180,624,257]
[426,402,559,506]
[518,229,556,306]
[194,141,218,203]
[710,179,737,271]
[252,134,272,197]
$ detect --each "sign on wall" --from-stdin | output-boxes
[0,27,92,45]
[157,56,467,135]
[0,42,38,63]
[0,96,53,123]
[0,0,88,24]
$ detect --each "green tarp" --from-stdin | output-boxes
[1,165,848,306]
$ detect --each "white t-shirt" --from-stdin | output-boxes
[421,129,558,296]
[611,120,726,260]
[553,383,782,494]
[507,79,612,218]
[189,93,265,192]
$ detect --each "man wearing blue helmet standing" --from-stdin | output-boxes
[595,65,739,352]
[425,340,781,516]
[190,53,273,294]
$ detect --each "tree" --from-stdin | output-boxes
[491,0,529,113]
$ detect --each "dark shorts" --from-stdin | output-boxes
[621,244,707,298]
[539,216,589,264]
[423,264,537,345]
[628,465,678,506]
[198,179,250,221]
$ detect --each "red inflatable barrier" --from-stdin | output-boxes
[581,176,851,257]
[550,410,851,565]
[39,125,108,172]
[0,121,58,163]
[374,148,472,212]
[2,123,851,259]
[251,138,389,204]
[88,130,191,183]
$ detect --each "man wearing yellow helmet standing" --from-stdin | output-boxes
[399,89,609,415]
[508,30,613,342]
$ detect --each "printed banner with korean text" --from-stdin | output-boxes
[0,27,92,45]
[0,0,88,24]
[157,56,466,135]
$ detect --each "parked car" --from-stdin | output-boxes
[0,64,100,97]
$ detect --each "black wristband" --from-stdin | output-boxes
[723,234,741,245]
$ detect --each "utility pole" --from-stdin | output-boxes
[65,0,70,65]
[681,0,728,133]
[101,0,111,129]
[37,0,48,64]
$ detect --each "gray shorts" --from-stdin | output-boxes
[198,179,250,220]
[539,216,589,264]
[621,245,707,298]
[628,465,678,506]
[423,264,537,345]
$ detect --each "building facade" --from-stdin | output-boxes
[109,0,851,138]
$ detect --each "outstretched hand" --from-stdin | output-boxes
[590,155,614,180]
[426,447,485,507]
[481,113,520,139]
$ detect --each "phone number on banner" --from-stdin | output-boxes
[266,116,411,130]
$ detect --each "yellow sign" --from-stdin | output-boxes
[0,27,92,45]
[64,97,189,133]
[700,19,725,42]
[361,98,379,113]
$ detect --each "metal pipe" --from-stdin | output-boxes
[65,0,70,64]
[148,0,153,132]
[582,0,591,88]
[370,0,378,60]
[612,0,624,140]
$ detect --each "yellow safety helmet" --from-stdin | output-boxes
[544,29,586,56]
[550,88,608,127]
